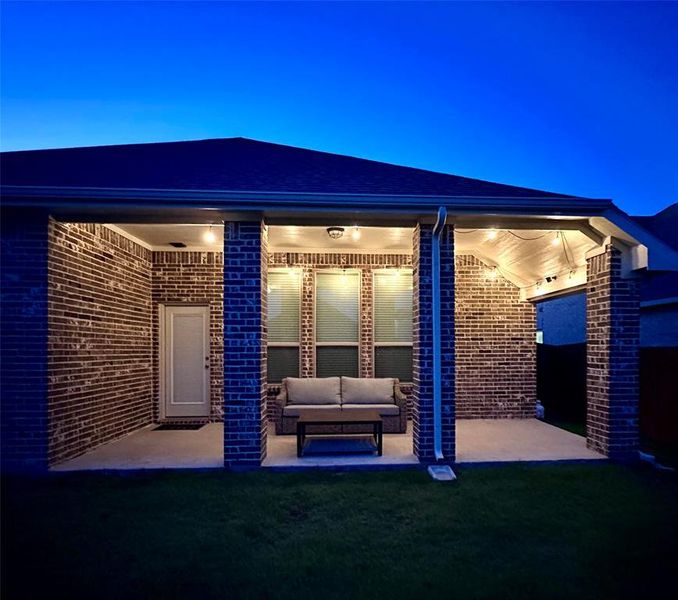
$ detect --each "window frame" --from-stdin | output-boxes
[313,268,362,378]
[267,268,302,381]
[372,268,414,383]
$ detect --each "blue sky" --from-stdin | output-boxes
[1,1,676,215]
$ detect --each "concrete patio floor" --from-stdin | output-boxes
[51,419,605,471]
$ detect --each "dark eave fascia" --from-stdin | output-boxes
[0,185,614,217]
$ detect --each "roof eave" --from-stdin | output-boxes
[0,185,613,216]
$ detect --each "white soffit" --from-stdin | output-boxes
[110,224,224,250]
[107,224,414,253]
[268,226,413,252]
[455,228,597,292]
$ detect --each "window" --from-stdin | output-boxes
[315,270,360,377]
[267,270,301,382]
[373,269,413,382]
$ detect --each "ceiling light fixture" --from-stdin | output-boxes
[551,232,561,246]
[327,226,345,240]
[487,229,498,240]
[203,225,217,244]
[351,226,361,241]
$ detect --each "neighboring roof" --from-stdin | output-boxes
[631,204,678,303]
[0,137,580,199]
[632,203,678,252]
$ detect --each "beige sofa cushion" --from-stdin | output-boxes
[340,377,395,404]
[341,403,400,416]
[283,404,342,417]
[285,377,341,405]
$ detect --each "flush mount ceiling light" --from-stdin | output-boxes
[326,226,345,240]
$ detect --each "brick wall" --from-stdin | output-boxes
[151,251,223,420]
[223,222,268,468]
[586,245,640,458]
[48,222,153,465]
[412,224,456,461]
[1,209,50,472]
[455,255,536,418]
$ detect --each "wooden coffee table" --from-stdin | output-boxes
[296,410,383,457]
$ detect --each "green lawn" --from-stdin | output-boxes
[2,465,677,600]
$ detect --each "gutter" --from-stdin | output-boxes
[0,185,613,215]
[431,206,447,462]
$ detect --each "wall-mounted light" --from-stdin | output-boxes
[351,226,361,241]
[203,225,217,244]
[327,226,345,240]
[487,266,498,279]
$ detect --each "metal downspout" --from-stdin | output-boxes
[432,206,447,462]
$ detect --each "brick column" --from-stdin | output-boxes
[223,221,267,468]
[586,245,640,459]
[412,223,455,462]
[0,209,50,472]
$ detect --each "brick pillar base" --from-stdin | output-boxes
[223,221,267,468]
[586,245,640,459]
[0,209,50,472]
[412,223,455,462]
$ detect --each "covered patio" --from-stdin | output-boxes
[52,419,604,471]
[4,138,672,474]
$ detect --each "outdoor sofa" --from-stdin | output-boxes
[274,376,408,434]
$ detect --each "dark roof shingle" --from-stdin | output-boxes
[1,137,578,199]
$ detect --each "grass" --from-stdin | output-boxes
[544,417,678,469]
[2,465,677,600]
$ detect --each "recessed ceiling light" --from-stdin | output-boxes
[203,226,217,244]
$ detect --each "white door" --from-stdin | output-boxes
[163,305,211,417]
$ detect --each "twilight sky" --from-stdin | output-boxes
[1,1,676,215]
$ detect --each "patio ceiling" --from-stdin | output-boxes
[454,227,596,297]
[111,221,596,300]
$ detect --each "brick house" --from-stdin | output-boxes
[1,138,676,471]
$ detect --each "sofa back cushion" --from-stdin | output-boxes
[285,377,341,405]
[341,377,395,405]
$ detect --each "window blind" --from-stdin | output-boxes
[316,346,359,378]
[373,270,413,343]
[374,346,413,381]
[267,347,300,383]
[316,271,360,343]
[268,271,300,343]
